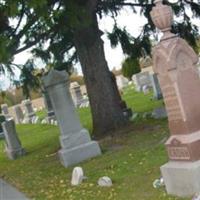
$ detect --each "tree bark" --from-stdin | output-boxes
[73,3,128,137]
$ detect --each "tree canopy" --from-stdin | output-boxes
[0,0,199,76]
[0,0,200,136]
[122,57,141,80]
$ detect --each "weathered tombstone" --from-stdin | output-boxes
[116,75,129,90]
[152,107,167,119]
[70,82,84,107]
[42,70,101,167]
[98,176,113,187]
[13,105,24,124]
[43,90,56,123]
[22,99,36,123]
[2,119,26,159]
[151,0,200,197]
[150,74,163,100]
[132,71,152,92]
[1,104,11,119]
[71,167,84,186]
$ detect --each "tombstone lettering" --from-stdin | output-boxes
[42,70,101,167]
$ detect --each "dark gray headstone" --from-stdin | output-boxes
[132,71,152,92]
[152,107,167,119]
[150,74,163,100]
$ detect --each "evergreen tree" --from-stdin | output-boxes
[0,0,200,137]
[122,57,141,80]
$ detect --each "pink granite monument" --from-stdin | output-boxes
[151,0,200,197]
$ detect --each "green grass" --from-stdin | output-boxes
[36,110,47,121]
[0,86,189,200]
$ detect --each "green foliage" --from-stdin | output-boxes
[19,60,41,98]
[0,0,199,72]
[0,0,200,106]
[122,57,141,80]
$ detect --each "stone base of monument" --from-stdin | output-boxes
[5,147,26,160]
[161,160,200,197]
[59,129,92,149]
[58,141,101,167]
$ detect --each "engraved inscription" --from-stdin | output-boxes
[168,147,190,160]
[162,85,183,121]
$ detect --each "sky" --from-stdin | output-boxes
[1,4,200,89]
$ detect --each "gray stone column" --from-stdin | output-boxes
[43,90,56,123]
[22,99,36,123]
[2,119,26,160]
[1,104,11,119]
[42,70,101,167]
[13,105,24,124]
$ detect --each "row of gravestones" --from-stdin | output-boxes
[2,1,200,197]
[132,71,163,100]
[0,81,89,127]
[0,98,56,125]
[0,70,101,168]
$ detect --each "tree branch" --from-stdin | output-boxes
[99,1,152,10]
[9,0,25,37]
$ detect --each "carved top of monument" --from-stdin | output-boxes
[150,0,175,41]
[153,37,199,76]
[42,70,69,88]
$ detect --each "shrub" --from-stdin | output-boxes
[122,57,141,80]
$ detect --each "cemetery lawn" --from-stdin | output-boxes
[0,87,189,200]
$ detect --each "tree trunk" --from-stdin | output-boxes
[73,4,128,137]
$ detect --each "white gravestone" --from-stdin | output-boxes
[42,70,101,167]
[2,119,26,160]
[71,167,84,186]
[70,82,84,107]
